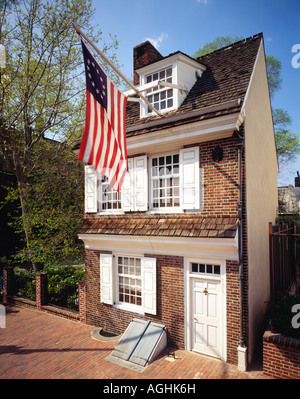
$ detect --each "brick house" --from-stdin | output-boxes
[74,33,278,371]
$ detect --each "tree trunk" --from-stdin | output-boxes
[17,180,37,273]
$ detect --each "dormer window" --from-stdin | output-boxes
[131,41,206,120]
[145,67,173,113]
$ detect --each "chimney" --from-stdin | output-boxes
[295,171,300,187]
[133,41,163,85]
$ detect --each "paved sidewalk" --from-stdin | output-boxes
[0,304,270,380]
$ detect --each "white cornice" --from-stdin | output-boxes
[126,98,242,133]
[135,52,206,76]
[78,233,239,261]
[126,111,244,156]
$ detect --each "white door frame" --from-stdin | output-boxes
[184,257,227,361]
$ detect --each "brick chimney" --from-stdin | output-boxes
[133,41,163,85]
[295,171,300,187]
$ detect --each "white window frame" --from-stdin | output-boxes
[116,255,143,311]
[145,66,174,115]
[85,147,201,214]
[149,146,201,212]
[139,62,178,118]
[100,253,157,315]
[150,151,181,212]
[98,175,122,213]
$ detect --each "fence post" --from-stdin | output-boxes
[2,266,13,304]
[36,273,48,309]
[78,280,86,323]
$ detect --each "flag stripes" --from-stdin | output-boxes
[78,41,128,193]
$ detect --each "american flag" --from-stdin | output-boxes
[78,40,128,192]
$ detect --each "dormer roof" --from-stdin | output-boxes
[126,33,263,137]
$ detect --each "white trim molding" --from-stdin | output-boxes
[78,232,239,261]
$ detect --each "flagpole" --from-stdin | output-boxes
[70,21,162,117]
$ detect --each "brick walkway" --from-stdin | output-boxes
[0,304,270,380]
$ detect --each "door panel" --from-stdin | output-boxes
[191,278,222,359]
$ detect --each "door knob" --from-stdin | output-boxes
[203,288,208,295]
[194,316,197,321]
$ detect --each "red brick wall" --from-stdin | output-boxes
[82,133,249,364]
[84,249,245,363]
[133,41,163,85]
[84,250,185,349]
[198,136,240,217]
[226,260,241,364]
[263,330,300,379]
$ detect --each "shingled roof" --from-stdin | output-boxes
[78,215,238,239]
[73,34,262,151]
[126,33,263,137]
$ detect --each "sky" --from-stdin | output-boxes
[90,0,300,186]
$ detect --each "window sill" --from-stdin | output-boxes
[114,303,145,315]
[97,211,125,216]
[147,209,184,214]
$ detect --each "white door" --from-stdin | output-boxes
[191,278,222,359]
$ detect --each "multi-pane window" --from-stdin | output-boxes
[146,67,173,113]
[100,175,122,211]
[151,154,180,209]
[191,263,221,276]
[118,256,142,306]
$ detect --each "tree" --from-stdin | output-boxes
[266,55,282,100]
[0,0,121,270]
[193,35,243,58]
[193,36,300,167]
[272,109,300,165]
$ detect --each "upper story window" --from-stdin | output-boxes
[151,154,180,209]
[145,67,173,113]
[100,175,122,211]
[84,146,201,214]
[134,52,206,118]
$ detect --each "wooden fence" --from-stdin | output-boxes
[269,222,297,314]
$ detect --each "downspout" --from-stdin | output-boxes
[235,130,247,371]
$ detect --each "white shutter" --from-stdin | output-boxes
[85,165,98,213]
[134,155,148,211]
[179,147,200,210]
[122,158,134,211]
[100,254,114,305]
[142,257,156,315]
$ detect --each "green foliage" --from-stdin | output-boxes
[193,35,243,58]
[13,267,36,299]
[272,109,300,164]
[271,292,300,339]
[46,265,84,309]
[4,140,85,267]
[44,264,85,284]
[0,0,121,270]
[193,35,299,167]
[13,265,84,309]
[266,56,282,100]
